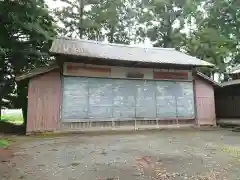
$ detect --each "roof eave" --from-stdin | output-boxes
[196,71,222,87]
[16,65,59,81]
[221,79,240,87]
[49,38,215,68]
[50,51,214,68]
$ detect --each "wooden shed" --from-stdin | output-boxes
[215,80,240,125]
[215,65,240,125]
[17,38,218,134]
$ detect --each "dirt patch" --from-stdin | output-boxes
[0,129,240,180]
[0,148,13,162]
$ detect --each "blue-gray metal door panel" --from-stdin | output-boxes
[88,78,113,118]
[176,82,194,118]
[136,80,156,118]
[156,81,194,119]
[61,77,195,121]
[112,79,136,118]
[156,81,177,118]
[62,77,88,120]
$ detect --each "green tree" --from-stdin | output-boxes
[182,0,239,78]
[136,0,200,48]
[54,0,137,44]
[94,0,138,44]
[203,0,240,66]
[54,0,104,40]
[184,27,233,78]
[0,0,56,123]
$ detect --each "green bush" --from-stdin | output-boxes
[1,114,23,125]
[0,139,9,148]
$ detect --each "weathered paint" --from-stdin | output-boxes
[153,71,189,80]
[25,63,216,133]
[60,119,195,132]
[63,62,193,80]
[27,71,61,133]
[215,85,240,118]
[194,75,216,125]
[65,63,111,77]
[50,38,214,67]
[61,77,195,122]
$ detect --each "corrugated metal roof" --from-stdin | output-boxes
[221,79,240,86]
[50,37,214,67]
[16,65,59,81]
[231,69,240,74]
[196,71,222,87]
[229,65,240,74]
[229,69,240,74]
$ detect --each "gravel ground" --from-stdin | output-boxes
[1,129,240,180]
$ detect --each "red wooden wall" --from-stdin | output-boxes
[194,75,216,125]
[25,67,216,133]
[26,71,61,133]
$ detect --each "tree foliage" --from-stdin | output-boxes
[182,0,240,78]
[54,0,103,39]
[2,0,240,119]
[0,0,56,120]
[136,0,200,48]
[54,0,138,44]
[54,0,240,76]
[203,0,240,66]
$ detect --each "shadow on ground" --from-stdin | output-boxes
[0,121,25,135]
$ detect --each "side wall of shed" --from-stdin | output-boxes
[215,86,240,118]
[26,71,61,133]
[194,76,216,125]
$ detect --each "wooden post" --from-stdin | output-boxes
[134,119,137,130]
[112,120,115,129]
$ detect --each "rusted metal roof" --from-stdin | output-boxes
[196,71,222,87]
[221,79,240,87]
[50,37,214,67]
[228,65,240,74]
[16,65,59,81]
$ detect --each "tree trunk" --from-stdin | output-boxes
[163,35,172,48]
[0,98,2,121]
[0,82,7,121]
[163,4,174,48]
[109,26,115,43]
[22,96,28,131]
[79,0,84,38]
[16,81,28,133]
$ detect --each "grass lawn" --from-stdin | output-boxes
[0,139,9,148]
[1,114,24,125]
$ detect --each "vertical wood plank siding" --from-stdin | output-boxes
[27,71,61,133]
[194,75,216,125]
[215,86,240,118]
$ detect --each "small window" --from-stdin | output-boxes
[126,72,144,78]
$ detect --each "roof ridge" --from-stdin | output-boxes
[57,37,175,51]
[51,37,214,67]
